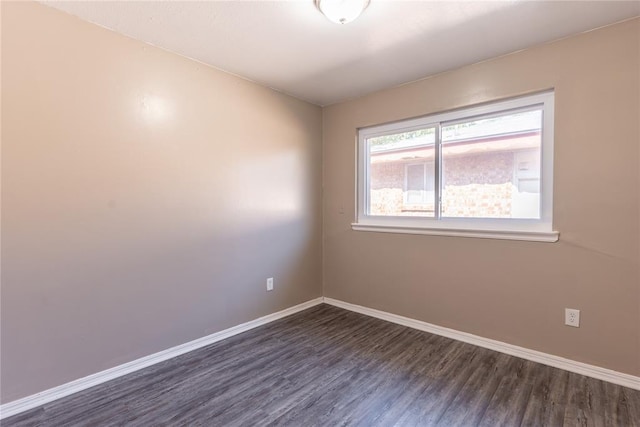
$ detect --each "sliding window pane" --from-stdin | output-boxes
[367,128,435,216]
[441,110,542,219]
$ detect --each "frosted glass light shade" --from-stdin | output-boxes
[316,0,370,24]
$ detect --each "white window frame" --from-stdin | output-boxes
[353,91,558,242]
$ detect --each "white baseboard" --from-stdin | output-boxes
[3,295,637,420]
[0,297,324,420]
[323,297,640,391]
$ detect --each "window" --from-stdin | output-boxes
[354,92,557,242]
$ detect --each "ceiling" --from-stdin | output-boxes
[42,1,640,106]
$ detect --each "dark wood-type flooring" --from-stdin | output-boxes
[3,304,639,426]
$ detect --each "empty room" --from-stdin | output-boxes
[1,0,639,425]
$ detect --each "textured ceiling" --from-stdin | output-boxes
[43,1,640,106]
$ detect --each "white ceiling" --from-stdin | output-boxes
[43,1,640,106]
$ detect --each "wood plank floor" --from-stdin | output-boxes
[3,304,639,426]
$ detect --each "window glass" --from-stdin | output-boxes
[367,128,435,217]
[441,110,542,219]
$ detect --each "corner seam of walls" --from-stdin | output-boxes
[320,106,327,298]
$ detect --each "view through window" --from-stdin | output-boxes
[356,92,556,240]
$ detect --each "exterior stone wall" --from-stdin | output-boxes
[442,182,513,218]
[370,151,516,217]
[442,152,513,186]
[370,162,405,190]
[370,188,405,215]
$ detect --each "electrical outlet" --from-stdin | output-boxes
[565,308,580,327]
[266,277,274,291]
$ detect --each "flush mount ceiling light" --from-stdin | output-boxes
[316,0,370,24]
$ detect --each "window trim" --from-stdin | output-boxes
[354,91,558,242]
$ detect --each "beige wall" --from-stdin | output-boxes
[324,19,640,375]
[1,2,322,402]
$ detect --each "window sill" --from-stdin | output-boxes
[351,223,559,242]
